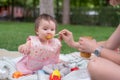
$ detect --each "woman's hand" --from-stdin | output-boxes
[59,29,75,47]
[78,37,99,53]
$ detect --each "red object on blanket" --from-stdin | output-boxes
[71,67,79,71]
[50,74,60,80]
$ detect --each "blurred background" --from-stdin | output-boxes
[0,0,120,27]
[0,0,120,53]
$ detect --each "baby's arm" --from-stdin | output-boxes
[18,40,31,55]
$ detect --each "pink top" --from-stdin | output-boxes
[17,36,61,74]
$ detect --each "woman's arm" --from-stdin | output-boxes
[59,29,80,49]
[99,47,120,65]
[105,24,120,49]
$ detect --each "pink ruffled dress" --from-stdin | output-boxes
[16,36,61,74]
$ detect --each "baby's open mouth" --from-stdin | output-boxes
[46,34,52,39]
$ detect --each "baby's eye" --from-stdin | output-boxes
[44,28,47,30]
[51,29,55,31]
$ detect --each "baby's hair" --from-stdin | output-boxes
[35,13,57,34]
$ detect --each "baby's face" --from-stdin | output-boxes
[36,19,56,41]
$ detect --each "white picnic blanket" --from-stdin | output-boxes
[0,52,91,80]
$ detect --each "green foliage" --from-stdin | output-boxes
[70,0,108,8]
[98,7,120,27]
[0,21,116,54]
[0,21,34,50]
[68,7,120,27]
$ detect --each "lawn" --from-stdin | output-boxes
[0,21,116,54]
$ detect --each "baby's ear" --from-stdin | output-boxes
[36,31,39,35]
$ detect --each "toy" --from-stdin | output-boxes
[12,71,23,78]
[71,67,79,71]
[49,69,61,80]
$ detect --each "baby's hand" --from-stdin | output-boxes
[18,44,30,55]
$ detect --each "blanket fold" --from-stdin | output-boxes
[0,52,90,80]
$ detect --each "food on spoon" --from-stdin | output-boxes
[46,34,52,39]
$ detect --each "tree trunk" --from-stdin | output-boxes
[40,0,54,17]
[62,0,70,24]
[11,0,14,20]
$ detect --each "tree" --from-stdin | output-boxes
[40,0,54,17]
[62,0,70,24]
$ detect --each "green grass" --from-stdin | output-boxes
[0,21,116,54]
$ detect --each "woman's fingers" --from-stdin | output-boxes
[59,29,72,36]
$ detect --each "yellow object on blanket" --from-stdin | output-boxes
[50,69,61,80]
[12,71,23,78]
